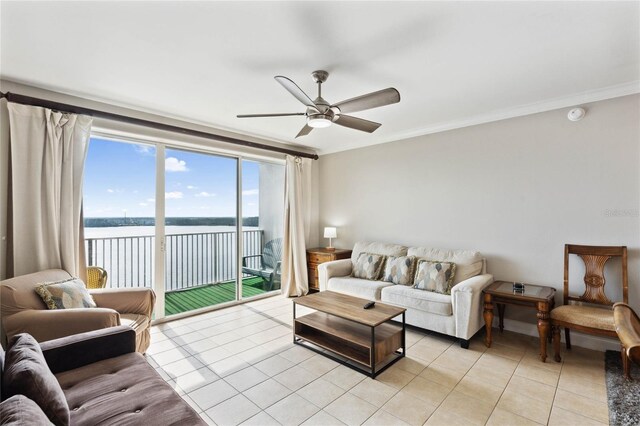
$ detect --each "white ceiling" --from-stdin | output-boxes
[1,1,639,155]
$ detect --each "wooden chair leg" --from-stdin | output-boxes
[621,345,632,380]
[553,325,562,362]
[564,328,571,350]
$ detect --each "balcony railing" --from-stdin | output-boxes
[85,229,264,291]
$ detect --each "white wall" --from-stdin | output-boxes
[318,94,640,351]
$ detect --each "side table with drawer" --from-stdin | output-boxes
[306,248,352,292]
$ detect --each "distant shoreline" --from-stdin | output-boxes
[84,217,259,227]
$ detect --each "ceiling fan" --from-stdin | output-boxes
[237,70,400,138]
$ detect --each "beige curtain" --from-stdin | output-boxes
[282,155,312,297]
[6,102,92,278]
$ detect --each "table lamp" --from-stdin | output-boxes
[324,227,337,251]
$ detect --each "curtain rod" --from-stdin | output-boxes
[0,91,319,160]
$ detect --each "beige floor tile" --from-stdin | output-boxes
[298,354,339,376]
[486,407,543,426]
[454,375,504,405]
[240,411,281,426]
[486,341,527,361]
[151,347,193,366]
[273,365,319,391]
[393,356,428,375]
[161,356,205,378]
[465,363,513,388]
[205,394,260,426]
[557,372,607,402]
[236,345,276,365]
[296,378,346,408]
[553,389,609,424]
[496,390,552,424]
[322,365,366,390]
[349,378,398,407]
[301,410,346,426]
[424,409,475,426]
[505,375,556,405]
[173,330,208,345]
[183,338,219,355]
[437,390,495,425]
[419,363,467,389]
[189,379,239,411]
[514,362,560,387]
[363,410,410,426]
[199,412,217,426]
[266,393,320,425]
[279,345,316,363]
[474,353,519,376]
[196,346,234,365]
[402,376,451,406]
[325,392,378,426]
[520,351,563,373]
[173,367,220,393]
[382,391,437,426]
[208,355,251,377]
[376,366,416,389]
[225,366,269,392]
[242,378,292,410]
[221,338,257,355]
[560,363,606,386]
[548,406,608,426]
[254,354,296,377]
[147,338,181,355]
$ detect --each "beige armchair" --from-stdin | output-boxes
[1,269,155,353]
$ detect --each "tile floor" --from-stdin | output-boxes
[146,295,610,426]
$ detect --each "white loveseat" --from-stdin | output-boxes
[317,242,494,348]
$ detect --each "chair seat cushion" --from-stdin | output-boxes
[56,352,205,426]
[551,305,615,331]
[120,314,149,335]
[327,277,392,300]
[381,285,453,316]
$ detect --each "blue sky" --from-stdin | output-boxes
[84,137,260,217]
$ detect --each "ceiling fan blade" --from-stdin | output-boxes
[295,124,314,138]
[333,115,381,133]
[332,88,400,114]
[275,76,318,110]
[237,113,305,118]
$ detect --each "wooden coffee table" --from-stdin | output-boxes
[293,291,406,378]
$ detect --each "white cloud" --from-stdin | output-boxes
[146,198,155,203]
[242,189,259,196]
[165,191,183,199]
[187,185,197,189]
[165,157,188,172]
[195,191,215,198]
[107,189,114,193]
[133,145,154,156]
[139,202,148,207]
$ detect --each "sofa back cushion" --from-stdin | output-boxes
[2,334,70,426]
[1,269,73,319]
[408,247,484,285]
[0,395,52,425]
[352,242,408,263]
[381,255,417,286]
[413,260,457,294]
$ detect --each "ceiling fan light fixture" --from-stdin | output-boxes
[307,114,332,128]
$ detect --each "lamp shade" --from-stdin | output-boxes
[323,227,337,239]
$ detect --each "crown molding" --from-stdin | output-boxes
[318,80,640,156]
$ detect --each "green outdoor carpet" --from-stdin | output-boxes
[164,276,269,316]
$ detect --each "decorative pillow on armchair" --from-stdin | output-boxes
[381,255,416,285]
[413,260,457,294]
[35,278,96,310]
[352,253,386,280]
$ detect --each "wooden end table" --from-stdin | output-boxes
[483,281,556,362]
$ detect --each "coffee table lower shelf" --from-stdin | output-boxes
[293,311,405,378]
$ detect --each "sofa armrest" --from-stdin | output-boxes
[90,287,156,318]
[40,325,137,374]
[3,308,120,343]
[317,259,352,291]
[451,274,494,340]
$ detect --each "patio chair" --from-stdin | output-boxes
[242,238,283,291]
[86,266,108,289]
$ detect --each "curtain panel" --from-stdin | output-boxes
[282,155,312,297]
[6,102,92,278]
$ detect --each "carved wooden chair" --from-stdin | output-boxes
[613,302,640,379]
[551,244,628,362]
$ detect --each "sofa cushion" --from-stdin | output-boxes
[381,285,453,316]
[3,334,70,426]
[352,242,408,263]
[414,260,457,295]
[352,253,386,280]
[35,278,96,310]
[381,255,416,286]
[56,352,204,426]
[0,395,53,426]
[408,247,483,284]
[327,277,392,300]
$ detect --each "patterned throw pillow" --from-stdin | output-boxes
[413,260,457,294]
[352,253,386,280]
[381,255,416,285]
[35,278,96,309]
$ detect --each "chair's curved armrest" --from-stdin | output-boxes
[3,308,120,343]
[90,287,156,318]
[318,259,353,291]
[275,261,282,276]
[614,302,640,364]
[40,325,136,374]
[242,254,262,267]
